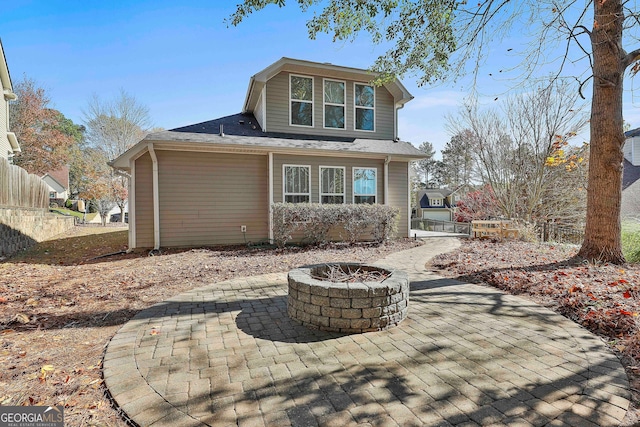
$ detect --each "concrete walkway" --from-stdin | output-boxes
[103,238,630,426]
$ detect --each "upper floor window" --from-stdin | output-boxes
[353,167,377,204]
[431,198,443,206]
[290,75,313,127]
[323,79,345,129]
[283,165,310,203]
[320,166,345,204]
[354,83,375,131]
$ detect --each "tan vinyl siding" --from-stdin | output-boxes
[388,161,409,238]
[152,150,268,247]
[273,154,383,204]
[134,152,154,248]
[633,138,640,166]
[265,71,395,140]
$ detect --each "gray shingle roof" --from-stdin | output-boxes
[624,159,640,190]
[625,128,640,138]
[146,112,427,158]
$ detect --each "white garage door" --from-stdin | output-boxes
[422,210,451,221]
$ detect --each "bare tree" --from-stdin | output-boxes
[83,89,151,160]
[231,0,640,263]
[83,89,151,222]
[450,80,588,222]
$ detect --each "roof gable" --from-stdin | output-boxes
[242,57,413,114]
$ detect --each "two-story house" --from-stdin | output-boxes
[0,39,20,161]
[111,58,427,250]
[415,188,455,221]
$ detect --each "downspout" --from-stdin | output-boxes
[148,143,160,250]
[129,160,136,250]
[384,156,391,205]
[407,162,412,237]
[268,152,274,243]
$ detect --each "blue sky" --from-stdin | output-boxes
[2,1,640,158]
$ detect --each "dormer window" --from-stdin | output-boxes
[354,83,375,131]
[323,79,345,129]
[290,75,313,127]
[431,198,443,206]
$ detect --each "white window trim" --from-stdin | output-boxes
[353,82,375,132]
[319,166,346,204]
[431,198,443,206]
[283,164,311,203]
[352,167,378,203]
[289,74,314,128]
[322,78,346,130]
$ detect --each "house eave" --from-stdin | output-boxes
[0,39,13,93]
[148,139,424,161]
[111,135,426,171]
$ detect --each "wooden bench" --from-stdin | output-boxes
[471,220,519,240]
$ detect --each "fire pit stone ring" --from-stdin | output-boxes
[287,263,409,334]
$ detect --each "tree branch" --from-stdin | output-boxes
[622,47,640,69]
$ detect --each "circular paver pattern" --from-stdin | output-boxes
[103,242,630,427]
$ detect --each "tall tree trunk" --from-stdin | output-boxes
[577,0,625,263]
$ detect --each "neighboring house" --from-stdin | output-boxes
[0,39,20,161]
[416,188,455,221]
[622,128,640,219]
[41,167,70,204]
[111,57,427,250]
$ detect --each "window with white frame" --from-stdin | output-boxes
[320,166,345,204]
[323,79,345,129]
[283,165,311,203]
[290,75,313,127]
[431,198,443,206]
[354,83,375,131]
[353,167,377,204]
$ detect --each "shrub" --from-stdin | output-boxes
[340,204,371,244]
[271,203,302,248]
[454,185,502,222]
[65,199,73,209]
[271,203,399,247]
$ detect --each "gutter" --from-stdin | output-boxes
[148,143,161,250]
[3,89,16,101]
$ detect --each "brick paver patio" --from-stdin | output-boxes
[103,238,630,426]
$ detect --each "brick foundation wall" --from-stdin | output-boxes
[0,207,75,258]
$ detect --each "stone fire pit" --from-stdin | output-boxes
[287,263,409,334]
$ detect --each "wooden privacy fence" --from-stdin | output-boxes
[0,157,49,209]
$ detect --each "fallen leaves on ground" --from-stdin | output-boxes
[0,224,420,426]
